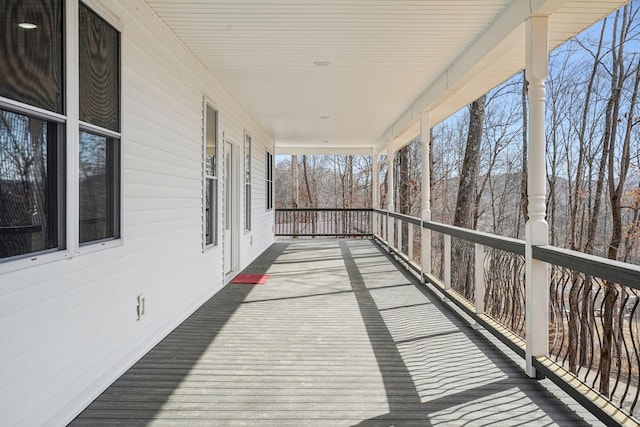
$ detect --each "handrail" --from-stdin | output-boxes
[274,208,372,238]
[380,209,640,290]
[380,209,422,226]
[277,208,372,212]
[374,208,525,254]
[423,220,525,256]
[533,245,640,291]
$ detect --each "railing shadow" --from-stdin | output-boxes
[341,240,593,426]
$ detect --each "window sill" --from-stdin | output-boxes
[78,238,124,256]
[0,251,69,276]
[203,243,219,253]
[0,239,125,276]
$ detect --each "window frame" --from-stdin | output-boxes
[0,104,67,264]
[203,101,219,249]
[266,150,273,211]
[77,126,121,246]
[244,131,252,232]
[0,0,125,273]
[77,1,122,248]
[0,0,67,271]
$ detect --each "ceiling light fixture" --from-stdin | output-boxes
[320,116,330,120]
[313,61,331,67]
[18,22,37,29]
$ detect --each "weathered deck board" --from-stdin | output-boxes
[70,239,602,426]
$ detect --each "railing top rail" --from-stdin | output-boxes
[386,210,422,226]
[423,220,525,255]
[315,208,640,288]
[276,208,372,212]
[374,208,525,255]
[533,245,640,290]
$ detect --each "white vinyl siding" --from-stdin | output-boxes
[0,0,274,425]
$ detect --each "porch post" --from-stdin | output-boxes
[525,15,549,378]
[372,151,379,236]
[420,111,432,280]
[387,142,395,249]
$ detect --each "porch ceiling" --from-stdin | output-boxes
[144,0,628,154]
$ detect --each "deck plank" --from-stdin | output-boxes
[70,240,602,426]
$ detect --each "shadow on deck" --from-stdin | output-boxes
[71,239,601,426]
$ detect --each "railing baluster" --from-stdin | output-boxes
[444,234,451,291]
[475,243,485,315]
[388,214,394,251]
[408,223,414,262]
[398,221,403,256]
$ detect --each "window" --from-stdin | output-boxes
[204,105,218,246]
[244,132,251,231]
[78,4,121,244]
[0,110,65,259]
[0,0,122,265]
[0,0,65,261]
[266,150,273,211]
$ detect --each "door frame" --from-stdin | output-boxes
[223,136,241,281]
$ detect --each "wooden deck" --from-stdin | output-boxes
[71,239,602,426]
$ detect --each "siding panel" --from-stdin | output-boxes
[0,0,274,425]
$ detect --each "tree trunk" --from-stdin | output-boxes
[599,6,638,396]
[302,155,316,235]
[453,95,486,298]
[520,72,528,239]
[347,155,354,208]
[429,128,435,215]
[291,155,299,235]
[454,95,485,229]
[399,146,410,252]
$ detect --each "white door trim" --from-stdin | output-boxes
[223,138,240,280]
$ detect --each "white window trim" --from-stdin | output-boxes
[80,0,124,32]
[0,98,67,123]
[244,131,252,233]
[0,0,123,274]
[265,149,274,211]
[74,1,123,252]
[0,251,68,276]
[203,98,220,252]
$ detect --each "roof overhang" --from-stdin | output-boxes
[145,0,629,155]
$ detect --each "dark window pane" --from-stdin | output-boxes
[245,183,251,231]
[244,134,251,184]
[0,0,64,112]
[0,109,62,259]
[204,105,218,246]
[266,152,273,210]
[79,131,119,243]
[206,106,217,176]
[79,5,119,131]
[206,178,217,245]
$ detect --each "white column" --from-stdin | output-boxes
[525,15,549,378]
[372,152,379,236]
[387,142,395,249]
[421,111,432,280]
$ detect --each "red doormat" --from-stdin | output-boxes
[231,274,268,284]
